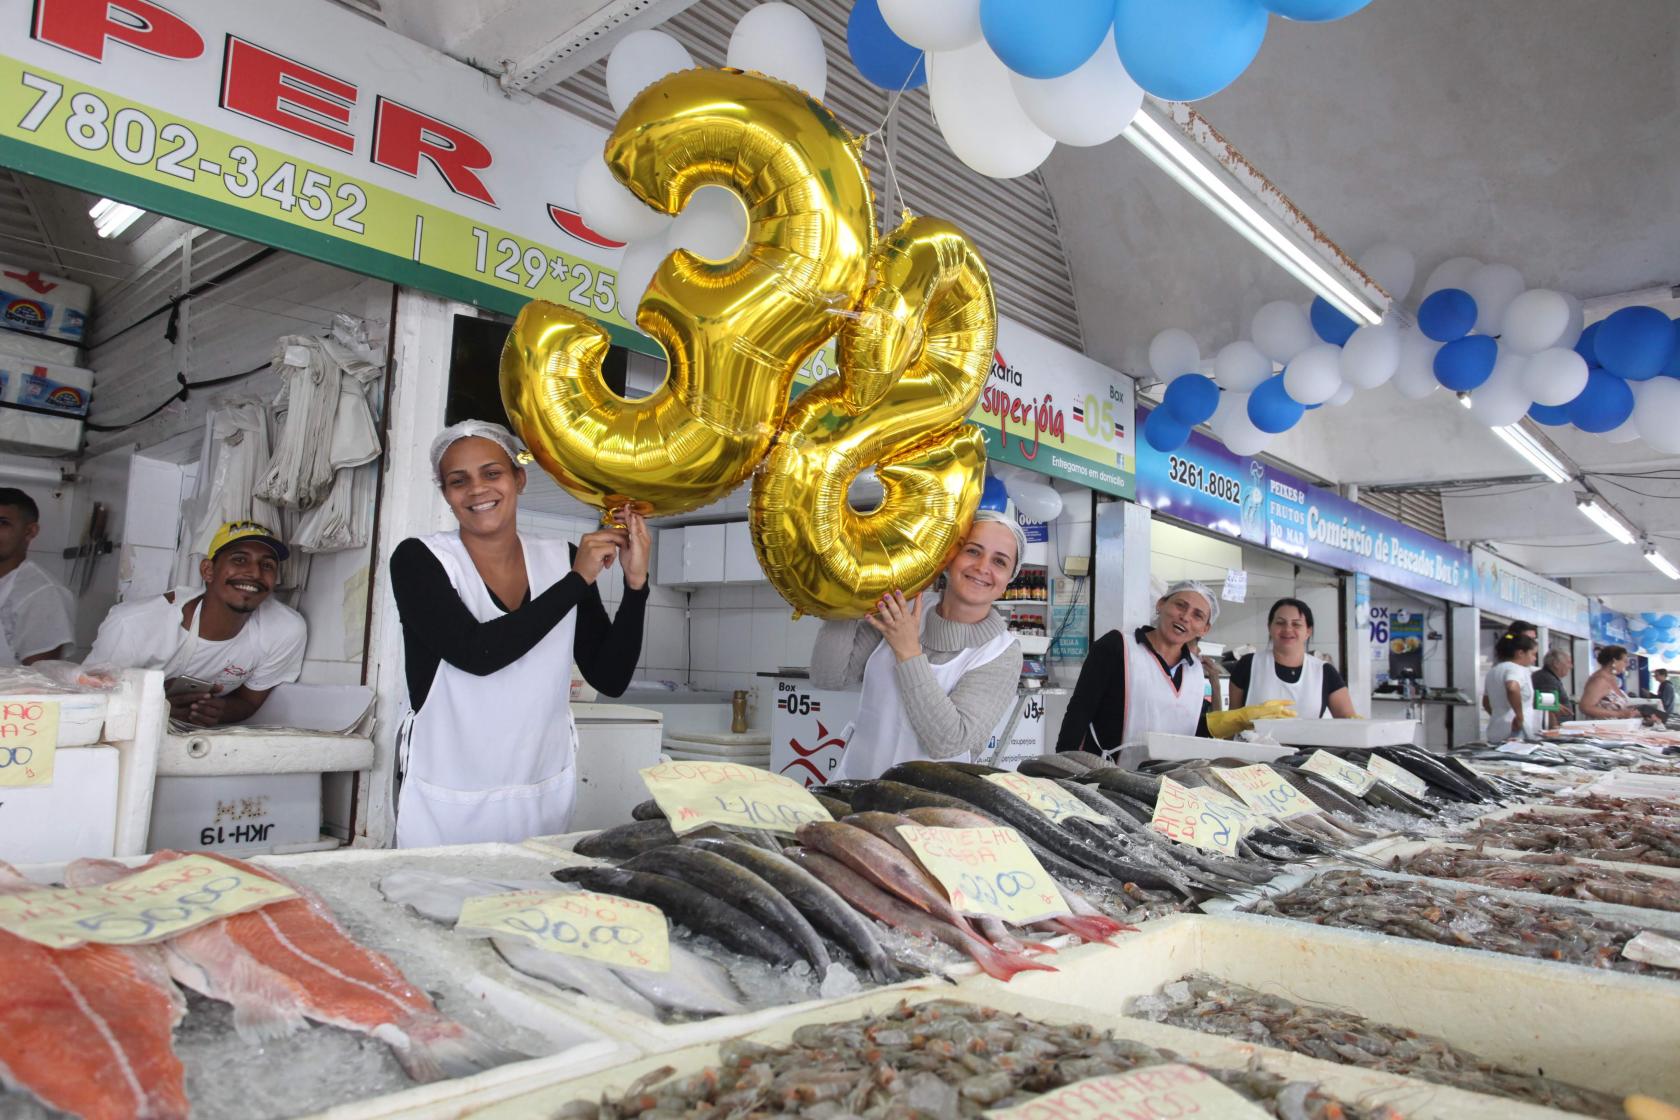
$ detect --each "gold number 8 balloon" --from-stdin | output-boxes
[501,70,996,618]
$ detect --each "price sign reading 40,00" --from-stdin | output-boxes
[639,760,836,835]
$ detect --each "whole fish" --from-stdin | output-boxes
[793,821,983,941]
[813,794,852,819]
[1081,766,1162,804]
[847,779,976,816]
[378,868,558,924]
[1016,754,1098,780]
[68,852,516,1083]
[784,849,1053,983]
[573,819,680,860]
[630,799,667,821]
[623,846,831,974]
[0,863,188,1120]
[490,936,660,1018]
[685,837,900,984]
[551,865,800,968]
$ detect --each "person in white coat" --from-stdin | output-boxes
[1226,598,1357,719]
[389,420,649,847]
[0,488,73,665]
[812,511,1026,780]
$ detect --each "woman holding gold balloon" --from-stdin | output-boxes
[389,420,650,848]
[812,511,1026,779]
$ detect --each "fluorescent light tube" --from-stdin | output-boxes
[1492,424,1571,483]
[1576,497,1636,545]
[1121,110,1384,326]
[88,197,144,238]
[1646,547,1680,581]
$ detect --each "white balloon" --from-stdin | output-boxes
[1634,378,1680,453]
[667,185,748,262]
[1604,414,1642,444]
[1422,255,1480,297]
[1521,347,1590,407]
[1212,391,1269,456]
[1283,343,1343,405]
[1214,340,1272,392]
[727,3,827,100]
[1338,321,1401,389]
[614,235,667,318]
[1251,301,1315,365]
[1008,478,1064,522]
[1327,382,1356,407]
[927,42,1055,179]
[607,30,693,115]
[1559,291,1585,350]
[1501,289,1572,354]
[1357,243,1416,302]
[1465,263,1525,336]
[1391,328,1441,399]
[1467,348,1530,427]
[575,157,671,244]
[1222,421,1272,457]
[880,0,981,52]
[1148,328,1200,382]
[1010,30,1143,147]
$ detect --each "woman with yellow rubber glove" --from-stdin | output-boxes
[1054,580,1295,758]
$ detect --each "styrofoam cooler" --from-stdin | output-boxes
[1250,717,1420,748]
[0,357,92,416]
[0,691,110,746]
[0,745,118,863]
[0,262,91,343]
[147,773,322,851]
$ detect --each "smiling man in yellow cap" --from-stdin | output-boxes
[86,519,307,725]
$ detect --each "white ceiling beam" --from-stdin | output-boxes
[499,0,704,93]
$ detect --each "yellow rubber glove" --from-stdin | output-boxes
[1206,699,1298,739]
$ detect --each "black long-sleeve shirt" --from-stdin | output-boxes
[1055,626,1210,754]
[390,537,648,709]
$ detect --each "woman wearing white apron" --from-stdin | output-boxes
[812,511,1026,780]
[1228,598,1357,719]
[390,421,650,847]
[1055,581,1296,755]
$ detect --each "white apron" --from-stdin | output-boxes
[0,570,18,666]
[396,532,579,848]
[1245,648,1327,717]
[833,613,1016,780]
[1120,632,1206,748]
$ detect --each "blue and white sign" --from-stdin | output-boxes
[1471,547,1591,636]
[1592,601,1633,646]
[1298,487,1473,604]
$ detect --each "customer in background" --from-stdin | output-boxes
[0,487,73,665]
[1577,645,1635,720]
[1484,632,1538,743]
[1530,648,1575,729]
[1656,668,1675,718]
[1226,598,1357,719]
[86,520,305,725]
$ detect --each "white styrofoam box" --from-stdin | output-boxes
[685,523,725,584]
[571,705,663,833]
[1145,730,1291,763]
[0,745,117,864]
[124,455,190,548]
[722,520,762,582]
[0,357,92,417]
[1250,716,1420,748]
[148,772,321,851]
[0,690,107,746]
[157,731,374,776]
[0,406,78,453]
[0,329,80,366]
[0,263,91,343]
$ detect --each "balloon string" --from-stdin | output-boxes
[860,49,924,220]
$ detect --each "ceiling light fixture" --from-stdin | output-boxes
[1645,546,1680,581]
[88,197,144,239]
[1121,105,1385,327]
[1492,424,1572,484]
[1576,495,1636,545]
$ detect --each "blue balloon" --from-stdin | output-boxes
[1433,335,1498,391]
[1248,373,1304,434]
[981,0,1113,79]
[1567,366,1635,432]
[1527,401,1571,426]
[1162,373,1221,425]
[1143,407,1192,453]
[1663,318,1680,378]
[979,474,1009,512]
[1417,288,1478,343]
[1596,305,1677,381]
[1262,0,1372,18]
[1309,297,1357,346]
[847,0,927,90]
[1573,320,1600,364]
[1112,0,1268,102]
[1643,612,1664,625]
[1662,614,1678,629]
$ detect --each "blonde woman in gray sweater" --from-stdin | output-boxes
[813,511,1026,779]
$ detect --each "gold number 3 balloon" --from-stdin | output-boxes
[501,70,996,618]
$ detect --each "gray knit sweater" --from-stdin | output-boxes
[809,594,1024,762]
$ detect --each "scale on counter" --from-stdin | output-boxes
[1020,657,1049,688]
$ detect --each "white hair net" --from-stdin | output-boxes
[430,420,527,483]
[970,509,1028,578]
[1160,579,1220,625]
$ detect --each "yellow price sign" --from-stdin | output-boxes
[639,760,834,835]
[1198,788,1268,839]
[985,772,1112,825]
[1367,754,1429,799]
[1149,777,1240,856]
[1301,750,1376,797]
[0,854,297,949]
[895,824,1069,925]
[0,699,58,787]
[458,889,670,973]
[1218,764,1317,819]
[984,1064,1268,1120]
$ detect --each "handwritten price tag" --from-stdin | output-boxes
[1199,788,1268,838]
[1219,764,1317,819]
[639,760,834,835]
[984,1064,1267,1120]
[458,889,670,973]
[895,824,1069,925]
[1301,750,1376,797]
[0,854,297,949]
[1367,754,1429,799]
[985,772,1112,825]
[0,700,58,788]
[1150,777,1240,856]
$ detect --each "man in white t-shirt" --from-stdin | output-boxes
[87,520,307,726]
[0,488,74,665]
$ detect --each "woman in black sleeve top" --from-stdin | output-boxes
[390,420,649,847]
[1227,598,1356,718]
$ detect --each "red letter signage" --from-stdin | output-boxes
[371,97,497,206]
[32,0,205,63]
[220,37,357,153]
